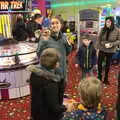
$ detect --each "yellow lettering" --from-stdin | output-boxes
[4,2,8,9]
[10,1,15,9]
[10,1,23,9]
[0,1,23,10]
[19,2,23,9]
[0,2,9,10]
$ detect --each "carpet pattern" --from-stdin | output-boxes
[0,50,119,120]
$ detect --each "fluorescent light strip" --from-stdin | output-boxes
[51,0,116,8]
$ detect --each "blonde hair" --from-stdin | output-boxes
[40,48,60,69]
[78,77,102,108]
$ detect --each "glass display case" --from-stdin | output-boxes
[0,41,38,99]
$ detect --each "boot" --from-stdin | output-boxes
[103,77,109,85]
[103,80,109,85]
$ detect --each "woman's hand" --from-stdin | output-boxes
[105,43,112,48]
[42,28,51,40]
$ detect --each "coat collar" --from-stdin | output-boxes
[51,31,62,40]
[27,65,60,82]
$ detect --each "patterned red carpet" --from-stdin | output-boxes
[0,50,119,120]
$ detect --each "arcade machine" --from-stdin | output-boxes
[0,0,38,100]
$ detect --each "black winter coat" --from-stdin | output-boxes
[27,21,42,38]
[28,65,66,120]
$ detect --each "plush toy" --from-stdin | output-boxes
[66,29,76,44]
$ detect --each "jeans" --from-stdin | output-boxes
[81,68,94,79]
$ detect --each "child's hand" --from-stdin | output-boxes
[66,103,75,112]
[75,64,79,68]
[93,65,98,71]
[64,99,76,112]
[97,49,99,56]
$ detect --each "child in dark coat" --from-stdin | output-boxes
[27,48,66,120]
[75,34,97,78]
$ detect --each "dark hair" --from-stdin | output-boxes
[102,16,115,34]
[81,33,93,41]
[34,14,42,20]
[40,48,60,69]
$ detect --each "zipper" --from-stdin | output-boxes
[87,47,89,69]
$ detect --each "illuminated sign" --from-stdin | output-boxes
[0,1,25,11]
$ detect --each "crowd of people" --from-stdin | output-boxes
[12,13,120,120]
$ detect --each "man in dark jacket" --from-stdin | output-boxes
[27,14,43,41]
[27,48,66,120]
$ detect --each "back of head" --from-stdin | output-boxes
[40,48,60,69]
[78,77,102,108]
[34,14,42,20]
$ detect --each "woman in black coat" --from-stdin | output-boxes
[97,16,120,84]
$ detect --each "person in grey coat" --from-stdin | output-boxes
[97,16,120,84]
[37,16,72,104]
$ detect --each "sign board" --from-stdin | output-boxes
[80,9,99,21]
[0,0,25,11]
